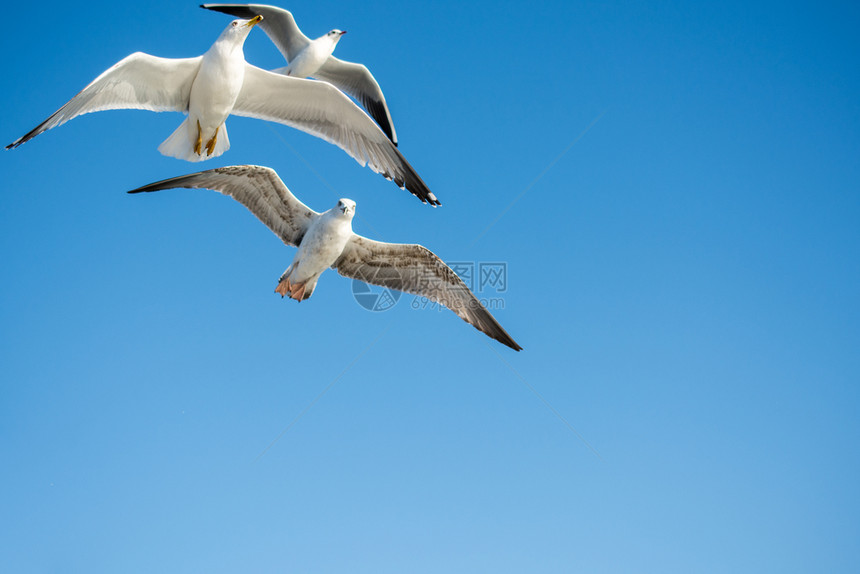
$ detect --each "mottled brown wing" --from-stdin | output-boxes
[334,236,521,350]
[127,165,318,247]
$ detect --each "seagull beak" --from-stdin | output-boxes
[245,15,264,28]
[340,30,347,36]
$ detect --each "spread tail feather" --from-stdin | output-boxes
[158,118,230,162]
[275,264,318,301]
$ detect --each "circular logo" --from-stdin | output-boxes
[351,280,401,311]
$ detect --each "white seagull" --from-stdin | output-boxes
[6,17,438,205]
[128,165,521,350]
[202,3,399,145]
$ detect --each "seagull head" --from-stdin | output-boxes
[326,29,347,44]
[218,15,264,43]
[336,198,356,218]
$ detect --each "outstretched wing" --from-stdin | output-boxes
[315,56,398,145]
[200,3,310,61]
[127,165,319,247]
[234,64,437,206]
[7,52,201,149]
[201,4,399,145]
[334,236,522,350]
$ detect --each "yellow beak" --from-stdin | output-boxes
[245,15,263,27]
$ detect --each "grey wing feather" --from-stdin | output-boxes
[7,53,201,149]
[200,4,310,61]
[234,65,438,205]
[127,165,318,246]
[334,236,522,350]
[315,56,398,145]
[201,4,398,145]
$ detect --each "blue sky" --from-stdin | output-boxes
[1,0,859,572]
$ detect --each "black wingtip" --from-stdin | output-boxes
[127,182,165,194]
[6,136,27,149]
[497,333,522,351]
[424,193,441,207]
[397,157,440,207]
[201,4,257,18]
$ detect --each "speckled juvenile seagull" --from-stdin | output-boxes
[202,3,399,145]
[6,17,438,205]
[128,165,520,350]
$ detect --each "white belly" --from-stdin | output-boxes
[287,42,331,77]
[189,49,245,136]
[290,215,351,282]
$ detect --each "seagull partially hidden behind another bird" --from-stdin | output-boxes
[128,165,521,350]
[202,3,399,145]
[7,16,438,205]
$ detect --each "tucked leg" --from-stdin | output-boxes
[194,120,203,156]
[205,126,219,156]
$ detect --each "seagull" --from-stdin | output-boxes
[202,3,399,145]
[6,17,438,206]
[128,165,521,350]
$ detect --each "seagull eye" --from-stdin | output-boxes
[232,22,238,28]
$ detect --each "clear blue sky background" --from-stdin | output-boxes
[2,0,859,572]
